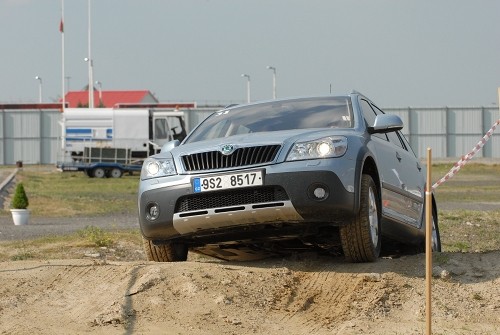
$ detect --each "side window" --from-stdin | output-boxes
[370,103,386,116]
[386,131,405,149]
[399,131,416,155]
[359,99,387,140]
[359,99,377,127]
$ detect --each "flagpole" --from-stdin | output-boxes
[87,0,94,108]
[61,0,65,112]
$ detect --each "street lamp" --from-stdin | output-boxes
[84,57,94,108]
[241,74,251,103]
[95,81,102,105]
[266,66,277,99]
[35,76,43,103]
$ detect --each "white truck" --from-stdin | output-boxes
[57,105,190,177]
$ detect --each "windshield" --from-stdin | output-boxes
[185,97,353,143]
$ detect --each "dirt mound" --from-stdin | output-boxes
[0,251,499,334]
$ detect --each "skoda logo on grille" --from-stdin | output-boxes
[220,144,235,155]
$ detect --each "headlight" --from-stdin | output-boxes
[141,157,177,180]
[286,136,348,161]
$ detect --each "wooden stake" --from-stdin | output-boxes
[426,148,433,335]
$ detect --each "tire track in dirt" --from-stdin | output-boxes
[1,254,499,335]
[274,269,389,333]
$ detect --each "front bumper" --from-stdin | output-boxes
[139,167,356,241]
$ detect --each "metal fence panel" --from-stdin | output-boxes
[4,138,40,164]
[1,106,500,164]
[416,136,447,158]
[1,109,61,165]
[41,111,62,164]
[490,136,500,157]
[385,108,410,136]
[385,107,500,158]
[448,108,483,134]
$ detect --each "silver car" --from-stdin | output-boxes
[138,92,441,262]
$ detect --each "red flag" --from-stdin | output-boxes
[59,19,64,33]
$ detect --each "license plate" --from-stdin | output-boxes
[193,170,263,193]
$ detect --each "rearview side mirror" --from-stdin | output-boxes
[368,114,403,134]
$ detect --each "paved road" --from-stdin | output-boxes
[0,213,139,241]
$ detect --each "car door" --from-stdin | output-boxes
[360,99,424,227]
[381,130,424,227]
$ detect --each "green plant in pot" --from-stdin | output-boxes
[10,182,30,225]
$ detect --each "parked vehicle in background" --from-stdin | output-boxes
[138,92,441,262]
[56,105,189,178]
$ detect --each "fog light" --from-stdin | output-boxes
[308,183,329,201]
[146,203,160,221]
[313,187,326,199]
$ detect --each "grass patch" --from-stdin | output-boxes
[77,226,113,247]
[11,249,35,261]
[433,253,450,265]
[431,163,500,203]
[439,209,500,252]
[1,166,139,217]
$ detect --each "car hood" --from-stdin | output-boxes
[171,128,353,156]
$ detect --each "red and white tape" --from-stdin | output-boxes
[432,119,500,190]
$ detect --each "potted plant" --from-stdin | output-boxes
[10,182,30,225]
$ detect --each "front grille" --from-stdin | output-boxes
[181,145,281,172]
[175,186,289,213]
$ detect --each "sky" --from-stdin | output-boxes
[1,0,500,107]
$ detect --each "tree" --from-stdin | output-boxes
[11,183,29,209]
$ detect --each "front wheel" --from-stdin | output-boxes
[340,174,381,263]
[143,237,188,262]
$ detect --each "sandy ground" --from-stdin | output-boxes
[0,250,499,335]
[0,167,499,334]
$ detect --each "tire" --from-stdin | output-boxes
[92,167,106,178]
[340,174,381,263]
[107,168,123,178]
[415,204,441,253]
[143,237,188,262]
[431,206,442,252]
[420,203,441,252]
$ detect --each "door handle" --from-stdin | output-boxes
[396,152,402,162]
